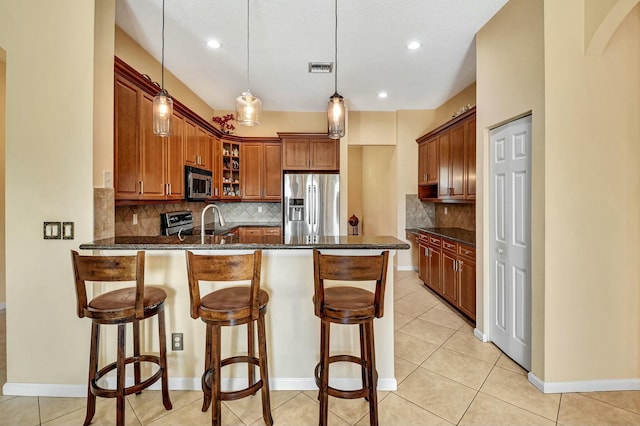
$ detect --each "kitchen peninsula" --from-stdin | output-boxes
[79,235,409,391]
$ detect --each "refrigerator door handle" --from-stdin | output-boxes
[307,185,312,226]
[313,185,317,225]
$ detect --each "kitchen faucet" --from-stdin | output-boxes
[201,204,226,244]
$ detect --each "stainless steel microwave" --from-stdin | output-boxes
[185,166,212,201]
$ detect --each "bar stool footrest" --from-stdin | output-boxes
[203,355,264,401]
[314,355,375,400]
[91,355,163,398]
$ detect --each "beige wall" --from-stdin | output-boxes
[477,0,546,376]
[478,0,640,386]
[347,146,363,233]
[542,0,640,383]
[434,83,477,128]
[0,51,5,305]
[0,0,96,384]
[348,111,397,145]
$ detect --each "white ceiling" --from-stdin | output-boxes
[115,0,507,113]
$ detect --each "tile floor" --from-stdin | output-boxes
[1,271,640,425]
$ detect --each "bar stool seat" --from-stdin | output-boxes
[313,249,389,426]
[71,250,172,426]
[186,250,273,426]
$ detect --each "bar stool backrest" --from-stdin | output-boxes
[71,250,145,319]
[185,250,263,320]
[313,250,389,318]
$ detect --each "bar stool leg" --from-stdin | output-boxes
[359,323,370,402]
[158,308,172,409]
[133,320,141,394]
[202,323,213,412]
[257,315,273,425]
[211,324,222,426]
[116,323,126,426]
[319,319,330,426]
[84,323,99,426]
[365,321,379,426]
[247,321,256,390]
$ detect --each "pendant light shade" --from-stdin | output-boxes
[327,92,345,139]
[327,0,345,139]
[153,0,172,137]
[236,0,261,126]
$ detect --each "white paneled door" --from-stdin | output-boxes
[489,115,532,371]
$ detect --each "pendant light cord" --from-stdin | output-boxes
[334,0,338,93]
[161,0,166,91]
[246,0,251,92]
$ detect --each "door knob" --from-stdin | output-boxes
[497,248,503,254]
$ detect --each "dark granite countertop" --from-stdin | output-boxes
[79,235,410,251]
[406,227,475,246]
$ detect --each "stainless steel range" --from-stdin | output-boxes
[160,211,195,236]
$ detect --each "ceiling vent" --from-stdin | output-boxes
[308,62,333,73]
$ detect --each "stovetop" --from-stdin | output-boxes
[160,211,194,236]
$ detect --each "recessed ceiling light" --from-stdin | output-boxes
[378,92,388,99]
[207,40,222,49]
[407,41,422,50]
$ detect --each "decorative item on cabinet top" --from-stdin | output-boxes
[212,113,236,135]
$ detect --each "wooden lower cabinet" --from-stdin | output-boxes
[417,231,475,321]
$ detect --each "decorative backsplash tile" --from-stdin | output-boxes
[115,201,282,236]
[405,194,435,229]
[94,188,115,239]
[435,203,475,231]
[405,194,475,231]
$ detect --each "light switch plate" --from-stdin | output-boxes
[62,222,74,240]
[43,222,61,239]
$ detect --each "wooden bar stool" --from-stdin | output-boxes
[185,250,273,426]
[313,249,389,426]
[70,250,172,426]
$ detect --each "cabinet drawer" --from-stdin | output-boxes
[417,232,429,244]
[442,239,457,253]
[263,227,282,236]
[239,227,262,236]
[458,244,475,259]
[428,235,441,247]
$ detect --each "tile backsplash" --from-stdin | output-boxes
[115,201,282,236]
[405,194,475,231]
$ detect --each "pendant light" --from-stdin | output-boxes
[153,0,173,136]
[236,0,261,126]
[327,0,345,139]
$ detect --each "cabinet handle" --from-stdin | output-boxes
[139,181,143,194]
[168,183,171,195]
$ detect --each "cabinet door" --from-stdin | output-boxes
[114,77,140,199]
[426,137,438,184]
[465,118,476,199]
[418,142,428,185]
[263,142,282,200]
[310,139,339,170]
[282,139,309,170]
[458,257,476,320]
[438,131,451,197]
[449,122,465,198]
[428,245,442,293]
[418,242,429,284]
[165,111,184,200]
[196,125,210,170]
[184,119,198,167]
[139,93,166,199]
[241,143,263,200]
[210,136,221,198]
[441,251,458,304]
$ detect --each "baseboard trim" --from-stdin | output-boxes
[397,266,418,272]
[2,377,398,397]
[528,372,640,394]
[474,328,489,342]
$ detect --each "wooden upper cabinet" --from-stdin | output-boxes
[417,107,475,202]
[279,133,339,171]
[166,111,185,200]
[114,77,140,199]
[139,92,167,200]
[210,135,221,198]
[184,120,211,171]
[241,141,282,201]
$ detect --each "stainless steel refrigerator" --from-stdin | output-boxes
[283,173,340,238]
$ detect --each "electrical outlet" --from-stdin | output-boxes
[171,333,183,351]
[258,206,263,213]
[132,213,138,225]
